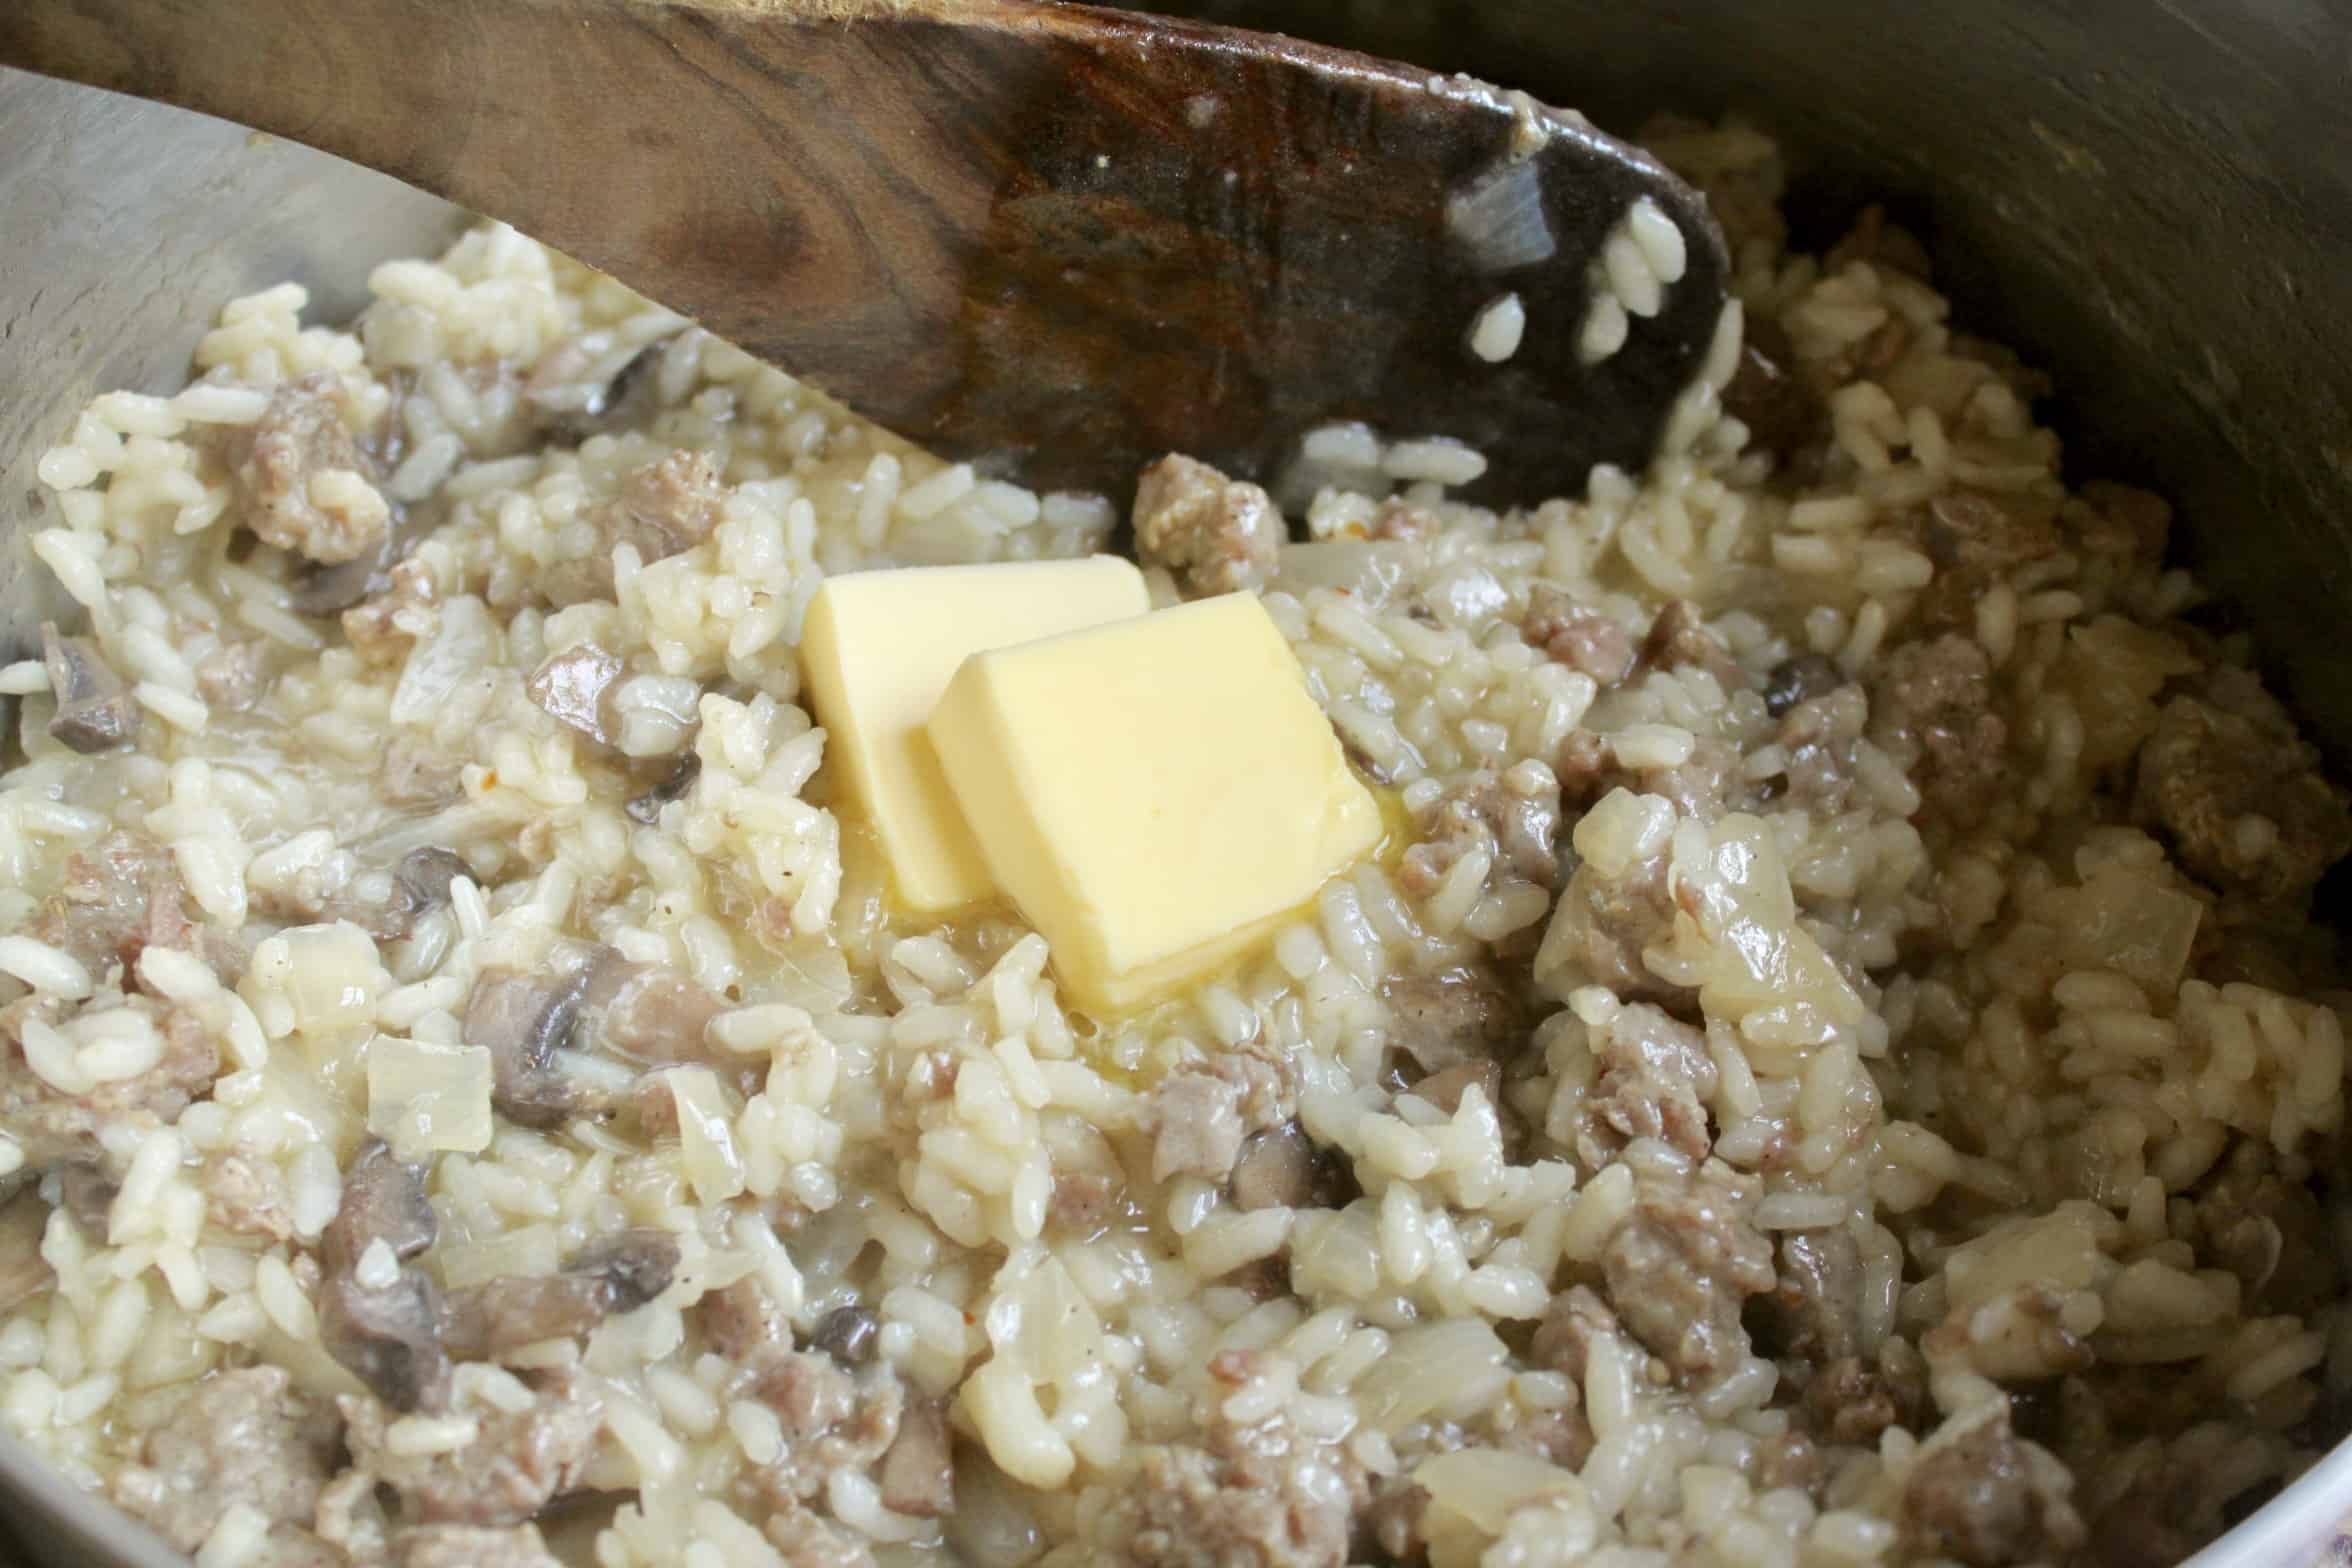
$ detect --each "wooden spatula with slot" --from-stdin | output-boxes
[0,0,1729,502]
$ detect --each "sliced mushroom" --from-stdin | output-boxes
[289,521,403,616]
[1719,312,1824,461]
[528,336,670,444]
[625,753,702,825]
[314,1144,453,1411]
[40,624,138,754]
[1229,1123,1316,1213]
[809,1303,879,1367]
[53,1158,118,1239]
[393,847,472,917]
[1762,653,1846,718]
[1228,1120,1352,1212]
[461,968,594,1128]
[321,1269,452,1413]
[525,645,625,747]
[322,1140,438,1275]
[568,1228,681,1311]
[442,1229,681,1361]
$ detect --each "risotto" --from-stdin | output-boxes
[0,117,2346,1568]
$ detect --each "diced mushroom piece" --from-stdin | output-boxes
[1229,1122,1316,1213]
[441,1276,603,1364]
[317,1140,450,1410]
[40,623,138,755]
[527,335,670,443]
[2191,1141,2339,1315]
[461,968,592,1128]
[810,1303,881,1367]
[237,372,393,564]
[322,1140,437,1274]
[878,1398,956,1519]
[567,1228,682,1309]
[1902,490,2065,630]
[394,848,473,917]
[1132,453,1283,598]
[444,1229,680,1360]
[321,1268,453,1413]
[1761,653,1844,718]
[54,1158,119,1238]
[525,645,625,747]
[625,753,702,825]
[294,509,417,617]
[1719,314,1823,461]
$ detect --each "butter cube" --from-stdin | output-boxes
[928,593,1381,1012]
[801,558,1150,911]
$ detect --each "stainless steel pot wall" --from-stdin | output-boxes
[2,0,2350,1562]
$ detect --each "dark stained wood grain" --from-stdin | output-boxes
[0,0,1727,502]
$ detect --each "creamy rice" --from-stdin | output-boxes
[0,119,2346,1568]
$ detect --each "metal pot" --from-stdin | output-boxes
[2,0,2350,1561]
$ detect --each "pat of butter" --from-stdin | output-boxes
[928,592,1381,1012]
[801,557,1150,911]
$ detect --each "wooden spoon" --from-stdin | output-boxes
[0,0,1728,503]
